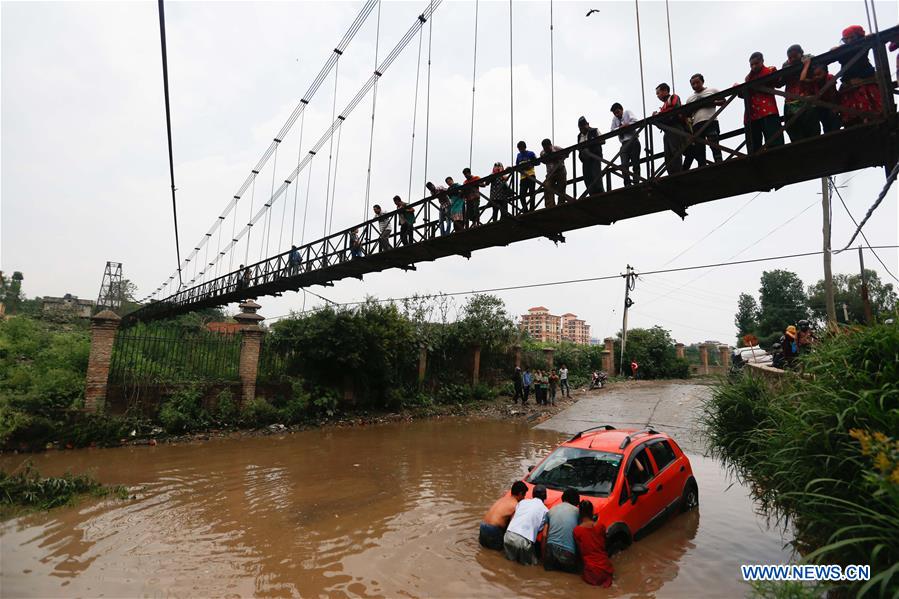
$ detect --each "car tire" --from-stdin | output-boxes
[605,528,631,556]
[681,479,699,512]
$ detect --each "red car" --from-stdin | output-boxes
[520,425,698,553]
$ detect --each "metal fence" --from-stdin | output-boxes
[108,325,242,385]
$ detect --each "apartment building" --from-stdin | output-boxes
[520,307,592,345]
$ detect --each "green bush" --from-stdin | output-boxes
[436,383,469,405]
[0,462,125,514]
[471,383,497,402]
[239,398,281,427]
[213,389,239,426]
[704,324,899,596]
[158,387,208,434]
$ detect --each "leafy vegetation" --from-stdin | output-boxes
[0,461,127,517]
[615,326,690,379]
[734,268,896,347]
[703,324,899,597]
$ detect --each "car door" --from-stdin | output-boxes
[646,439,683,517]
[619,445,658,539]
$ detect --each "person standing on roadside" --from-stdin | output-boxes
[631,360,639,380]
[522,367,533,404]
[512,366,524,404]
[559,363,570,398]
[548,369,559,406]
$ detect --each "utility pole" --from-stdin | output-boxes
[619,265,636,376]
[859,246,873,324]
[822,178,837,328]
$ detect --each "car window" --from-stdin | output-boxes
[526,447,623,496]
[626,447,654,487]
[649,440,677,471]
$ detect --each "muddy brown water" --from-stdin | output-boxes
[0,418,791,597]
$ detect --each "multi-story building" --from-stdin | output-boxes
[520,306,561,342]
[41,294,95,318]
[520,307,592,345]
[561,313,591,345]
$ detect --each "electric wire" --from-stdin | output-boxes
[830,177,898,282]
[840,160,899,251]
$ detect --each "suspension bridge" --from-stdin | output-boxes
[124,1,899,325]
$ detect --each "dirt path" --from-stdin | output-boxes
[535,379,713,454]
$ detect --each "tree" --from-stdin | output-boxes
[1,271,24,313]
[756,270,808,346]
[807,270,897,324]
[614,326,690,379]
[734,293,759,345]
[456,294,516,352]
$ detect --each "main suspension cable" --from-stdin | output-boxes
[364,1,383,220]
[407,22,425,202]
[323,57,341,238]
[468,0,479,168]
[549,0,555,140]
[422,1,434,192]
[290,109,307,243]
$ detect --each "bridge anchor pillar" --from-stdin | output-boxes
[235,300,265,406]
[84,310,121,413]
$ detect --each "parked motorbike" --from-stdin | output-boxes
[589,371,608,390]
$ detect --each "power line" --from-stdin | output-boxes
[840,161,899,251]
[830,177,899,283]
[156,0,183,288]
[327,246,898,307]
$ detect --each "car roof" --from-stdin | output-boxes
[562,427,668,453]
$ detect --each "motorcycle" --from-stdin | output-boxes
[589,371,608,390]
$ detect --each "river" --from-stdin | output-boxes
[1,383,791,597]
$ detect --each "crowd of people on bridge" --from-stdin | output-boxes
[226,26,895,294]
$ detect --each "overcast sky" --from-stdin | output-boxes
[3,0,897,345]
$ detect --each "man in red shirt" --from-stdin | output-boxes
[653,82,687,174]
[573,501,613,587]
[782,44,820,142]
[741,52,783,153]
[462,168,483,228]
[631,360,639,379]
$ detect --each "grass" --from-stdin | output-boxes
[0,461,128,519]
[703,324,899,598]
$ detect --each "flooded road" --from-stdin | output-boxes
[1,384,791,597]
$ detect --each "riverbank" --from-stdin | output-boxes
[1,383,588,454]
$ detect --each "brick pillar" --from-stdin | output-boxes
[543,347,554,370]
[84,310,121,413]
[604,337,616,376]
[418,345,428,384]
[471,345,481,387]
[235,300,265,405]
[601,350,611,373]
[719,345,731,369]
[512,344,522,369]
[675,343,685,359]
[699,344,710,375]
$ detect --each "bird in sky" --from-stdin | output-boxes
[585,9,600,17]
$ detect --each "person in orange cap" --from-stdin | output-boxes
[783,325,799,365]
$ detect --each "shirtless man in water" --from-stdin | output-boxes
[479,481,528,550]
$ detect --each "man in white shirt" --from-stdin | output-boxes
[559,364,570,398]
[684,73,724,168]
[610,103,641,186]
[503,485,549,565]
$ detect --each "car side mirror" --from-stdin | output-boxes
[527,465,535,473]
[631,484,648,502]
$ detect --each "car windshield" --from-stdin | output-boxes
[526,446,622,496]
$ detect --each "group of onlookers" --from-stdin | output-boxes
[480,482,614,587]
[772,319,817,368]
[511,365,571,405]
[232,26,895,291]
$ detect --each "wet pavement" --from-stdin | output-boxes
[0,382,790,597]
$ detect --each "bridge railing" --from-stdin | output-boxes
[130,27,898,321]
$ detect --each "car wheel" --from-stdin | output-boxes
[607,533,631,555]
[681,480,699,512]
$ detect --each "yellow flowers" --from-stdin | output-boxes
[849,428,899,483]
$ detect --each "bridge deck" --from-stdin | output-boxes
[129,120,896,323]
